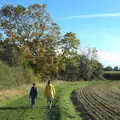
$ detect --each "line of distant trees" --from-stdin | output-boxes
[103,66,120,71]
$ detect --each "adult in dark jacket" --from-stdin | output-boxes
[29,83,38,108]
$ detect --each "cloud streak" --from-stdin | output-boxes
[65,13,120,19]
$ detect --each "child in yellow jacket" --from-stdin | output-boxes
[44,80,56,109]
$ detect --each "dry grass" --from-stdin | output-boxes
[0,90,25,100]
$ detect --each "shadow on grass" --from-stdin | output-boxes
[0,106,30,110]
[47,97,61,120]
[0,106,48,110]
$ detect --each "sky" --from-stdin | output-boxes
[0,0,120,67]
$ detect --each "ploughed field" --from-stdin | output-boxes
[73,83,120,120]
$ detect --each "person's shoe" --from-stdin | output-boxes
[31,104,35,109]
[49,103,52,110]
[31,105,33,109]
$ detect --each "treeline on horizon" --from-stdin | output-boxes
[0,4,104,84]
[104,66,120,71]
[103,66,120,80]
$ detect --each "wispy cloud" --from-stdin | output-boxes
[65,13,120,19]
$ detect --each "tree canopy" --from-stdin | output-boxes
[0,4,103,82]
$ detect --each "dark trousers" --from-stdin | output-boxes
[31,97,36,105]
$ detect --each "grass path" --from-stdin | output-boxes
[0,80,111,120]
[0,88,47,120]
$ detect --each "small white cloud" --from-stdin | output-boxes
[64,13,120,19]
[97,50,120,67]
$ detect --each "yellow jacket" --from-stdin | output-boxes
[44,84,56,99]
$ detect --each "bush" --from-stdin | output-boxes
[0,60,37,88]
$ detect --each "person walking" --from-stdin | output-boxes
[44,80,56,110]
[29,83,38,108]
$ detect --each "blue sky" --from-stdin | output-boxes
[0,0,120,67]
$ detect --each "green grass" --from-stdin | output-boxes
[0,80,118,120]
[0,88,47,120]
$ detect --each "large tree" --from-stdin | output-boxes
[0,4,60,44]
[0,4,60,72]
